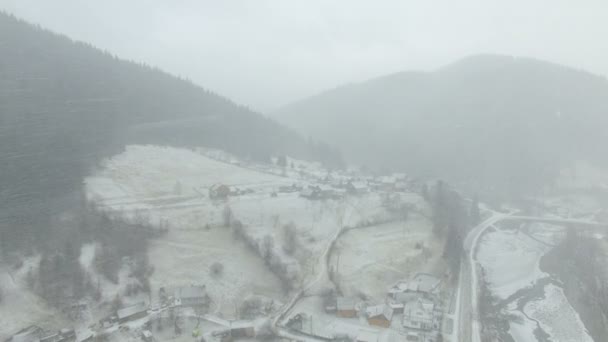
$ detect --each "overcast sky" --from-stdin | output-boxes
[1,0,607,111]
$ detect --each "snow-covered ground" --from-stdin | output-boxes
[476,224,593,341]
[330,213,439,300]
[0,260,67,340]
[85,146,303,315]
[477,227,551,300]
[524,284,593,342]
[84,145,428,320]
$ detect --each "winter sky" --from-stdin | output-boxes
[1,0,607,111]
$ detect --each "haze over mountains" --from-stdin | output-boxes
[0,12,340,252]
[276,55,608,197]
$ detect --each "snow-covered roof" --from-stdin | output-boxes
[317,184,333,192]
[356,330,379,342]
[116,302,147,320]
[366,304,393,321]
[403,298,434,322]
[380,176,396,184]
[337,297,357,311]
[349,181,368,189]
[388,301,404,310]
[411,273,441,293]
[300,188,315,196]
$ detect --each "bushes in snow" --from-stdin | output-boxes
[282,222,298,256]
[210,262,224,277]
[240,297,263,319]
[231,217,300,292]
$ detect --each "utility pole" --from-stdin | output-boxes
[336,251,341,285]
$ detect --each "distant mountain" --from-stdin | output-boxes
[276,54,608,196]
[0,12,340,252]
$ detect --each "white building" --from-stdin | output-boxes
[402,298,435,331]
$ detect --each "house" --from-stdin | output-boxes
[324,298,337,314]
[405,332,421,341]
[402,298,435,331]
[336,297,357,318]
[141,330,153,342]
[356,330,379,342]
[347,181,368,195]
[378,176,397,191]
[394,182,408,192]
[392,173,408,182]
[75,330,94,342]
[366,305,393,328]
[388,301,405,314]
[300,188,318,200]
[388,273,441,299]
[116,302,148,323]
[279,184,301,193]
[229,321,256,338]
[174,285,208,307]
[286,313,306,330]
[209,184,230,200]
[294,315,335,340]
[310,184,335,199]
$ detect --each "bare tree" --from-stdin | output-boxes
[223,205,233,227]
[282,222,298,256]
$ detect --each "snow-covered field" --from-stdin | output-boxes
[477,224,593,341]
[477,227,550,300]
[85,146,304,314]
[524,284,593,342]
[330,213,439,300]
[0,262,67,340]
[84,145,429,320]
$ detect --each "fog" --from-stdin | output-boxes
[2,0,608,110]
[1,3,608,341]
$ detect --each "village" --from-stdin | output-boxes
[5,145,450,342]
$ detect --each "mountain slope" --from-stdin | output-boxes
[276,55,608,196]
[0,12,339,253]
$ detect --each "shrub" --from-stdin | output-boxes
[210,262,224,277]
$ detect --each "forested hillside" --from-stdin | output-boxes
[276,55,608,198]
[0,12,340,254]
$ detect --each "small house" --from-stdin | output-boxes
[405,332,421,341]
[366,305,393,328]
[394,182,408,192]
[286,313,306,330]
[388,301,405,314]
[209,184,230,200]
[356,330,379,342]
[230,321,256,338]
[347,181,368,195]
[388,273,441,299]
[141,330,153,342]
[402,298,435,331]
[309,184,335,199]
[379,176,397,191]
[174,285,208,307]
[336,297,357,318]
[116,302,148,323]
[76,330,94,342]
[300,188,318,200]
